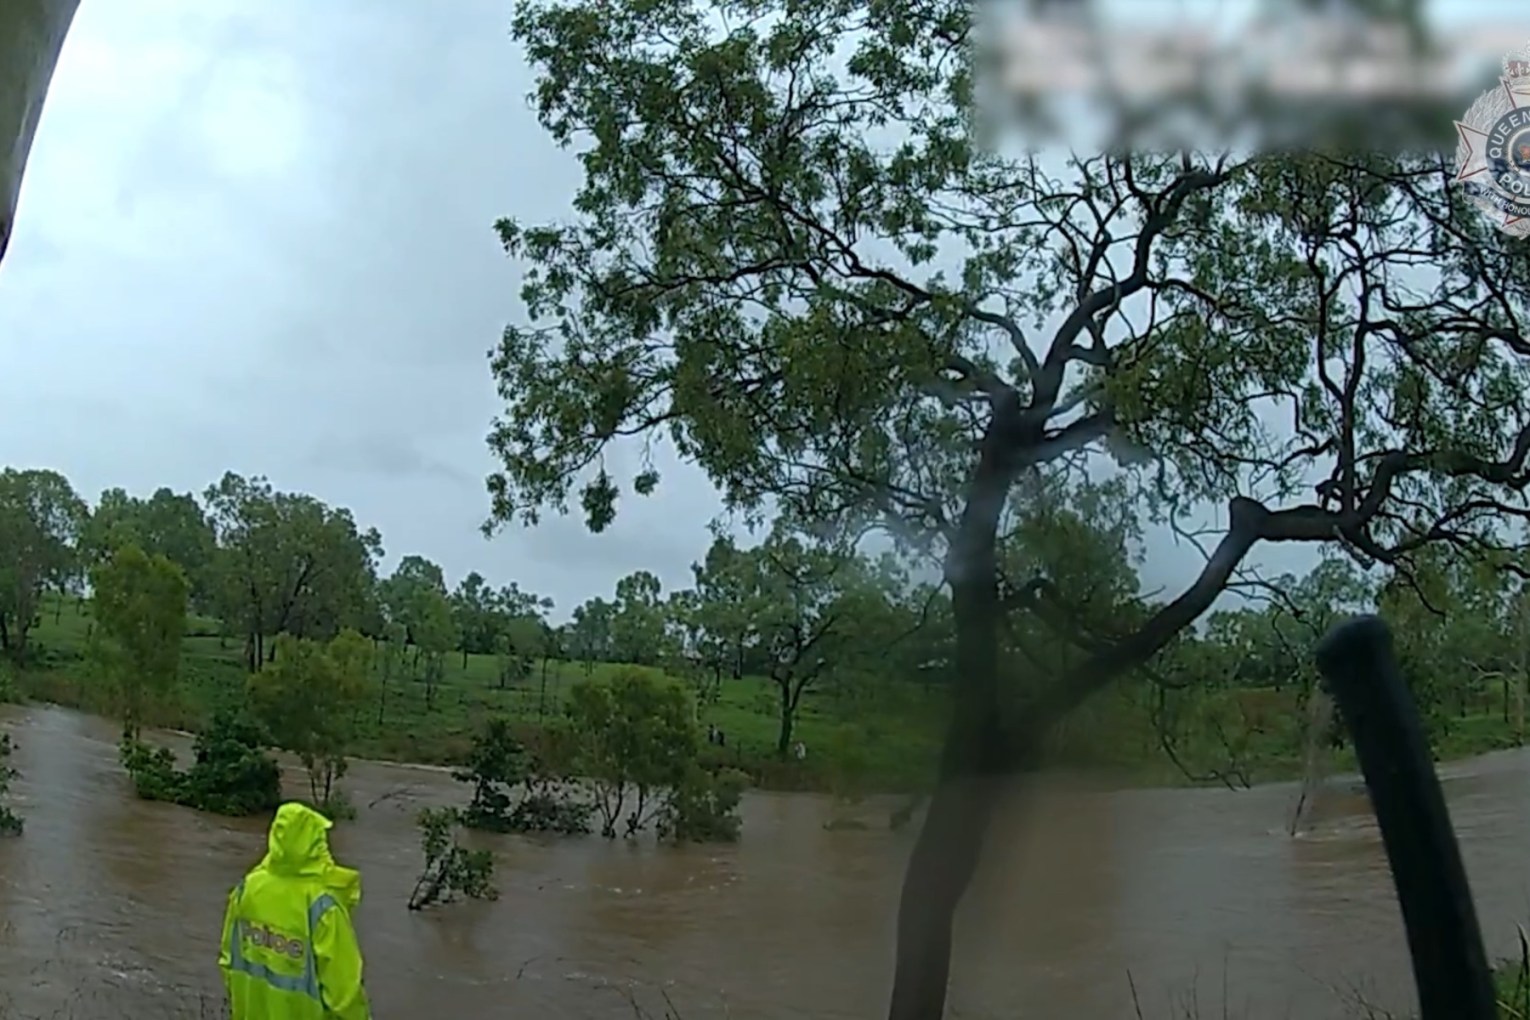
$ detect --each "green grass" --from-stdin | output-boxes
[14,594,1525,793]
[11,595,948,792]
[1019,673,1527,789]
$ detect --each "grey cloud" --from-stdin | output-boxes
[0,0,720,617]
[305,433,476,488]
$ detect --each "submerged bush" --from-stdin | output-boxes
[454,717,527,824]
[506,772,594,835]
[315,786,357,822]
[454,717,592,836]
[0,733,22,835]
[408,806,497,910]
[567,671,696,838]
[121,711,282,817]
[658,766,746,844]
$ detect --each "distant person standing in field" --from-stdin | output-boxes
[219,802,371,1020]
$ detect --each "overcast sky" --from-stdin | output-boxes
[0,0,1392,620]
[0,0,734,619]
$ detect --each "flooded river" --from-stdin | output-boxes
[3,705,1530,1018]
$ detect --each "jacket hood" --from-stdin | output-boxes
[259,802,362,908]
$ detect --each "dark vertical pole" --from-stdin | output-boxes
[1315,615,1496,1020]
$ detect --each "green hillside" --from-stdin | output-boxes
[11,593,948,794]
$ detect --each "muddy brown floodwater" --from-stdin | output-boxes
[3,705,1530,1018]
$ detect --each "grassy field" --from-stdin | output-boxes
[9,595,1524,793]
[8,596,949,793]
[1038,672,1530,788]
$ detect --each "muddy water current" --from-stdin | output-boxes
[4,704,1530,1018]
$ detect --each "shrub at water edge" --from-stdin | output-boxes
[120,711,282,816]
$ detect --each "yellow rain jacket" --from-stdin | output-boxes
[218,802,371,1020]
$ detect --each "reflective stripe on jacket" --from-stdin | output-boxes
[218,802,370,1020]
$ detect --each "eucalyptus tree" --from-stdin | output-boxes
[0,467,86,662]
[84,487,217,609]
[380,555,457,708]
[486,0,1530,1010]
[610,570,669,666]
[90,544,189,738]
[204,473,383,670]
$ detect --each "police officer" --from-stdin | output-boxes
[218,802,371,1020]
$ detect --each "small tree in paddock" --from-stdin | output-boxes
[90,543,189,740]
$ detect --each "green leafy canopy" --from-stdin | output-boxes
[489,0,1530,600]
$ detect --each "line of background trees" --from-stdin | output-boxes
[6,462,1530,789]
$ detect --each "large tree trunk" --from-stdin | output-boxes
[775,678,795,757]
[887,454,1011,1020]
[538,656,550,717]
[10,618,29,666]
[1,0,79,266]
[886,492,1268,1019]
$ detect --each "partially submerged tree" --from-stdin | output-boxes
[657,765,746,844]
[453,716,593,835]
[249,630,372,815]
[0,732,22,835]
[408,807,497,910]
[90,544,190,740]
[566,669,695,837]
[489,0,1530,1009]
[121,710,282,817]
[455,716,530,826]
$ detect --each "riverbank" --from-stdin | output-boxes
[11,596,1526,795]
[10,597,950,794]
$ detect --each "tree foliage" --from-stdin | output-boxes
[381,555,457,710]
[121,711,282,817]
[690,528,897,754]
[657,765,746,844]
[248,631,372,815]
[83,487,216,608]
[611,570,668,665]
[453,716,592,835]
[0,468,86,663]
[204,472,383,671]
[408,807,497,910]
[566,596,616,671]
[90,544,190,738]
[566,669,697,837]
[486,0,1530,1011]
